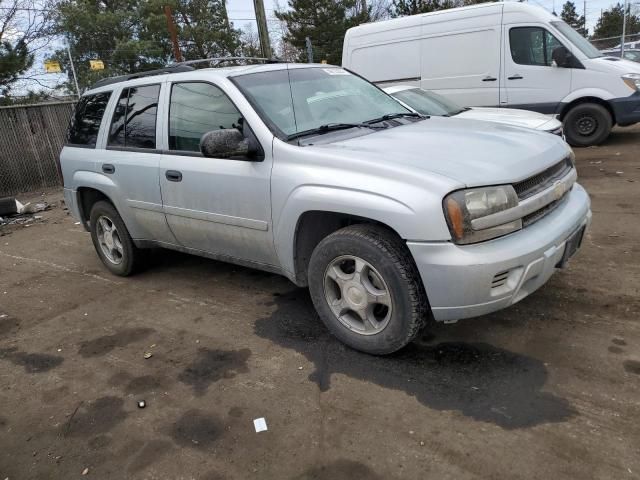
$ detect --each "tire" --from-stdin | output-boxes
[89,200,147,276]
[563,103,612,147]
[307,224,429,355]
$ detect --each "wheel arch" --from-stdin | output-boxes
[559,96,616,124]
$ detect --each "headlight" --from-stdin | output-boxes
[443,185,521,244]
[622,73,640,91]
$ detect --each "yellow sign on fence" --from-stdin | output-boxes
[90,60,105,71]
[44,60,61,73]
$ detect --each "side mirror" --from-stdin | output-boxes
[200,129,252,159]
[551,46,574,68]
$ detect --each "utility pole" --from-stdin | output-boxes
[253,0,272,58]
[584,0,587,35]
[622,0,628,55]
[66,45,81,98]
[164,6,183,63]
[305,37,313,63]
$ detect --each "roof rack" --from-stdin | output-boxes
[89,57,283,91]
[173,56,283,67]
[90,65,195,89]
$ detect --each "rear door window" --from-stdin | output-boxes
[108,84,160,149]
[67,92,112,147]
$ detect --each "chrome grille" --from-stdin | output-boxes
[522,192,569,227]
[513,158,573,200]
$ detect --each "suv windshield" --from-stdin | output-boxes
[232,66,414,139]
[390,88,465,116]
[551,21,601,59]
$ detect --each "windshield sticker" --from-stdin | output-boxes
[323,68,350,75]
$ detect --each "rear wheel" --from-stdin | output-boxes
[89,201,146,276]
[308,224,429,355]
[563,103,612,147]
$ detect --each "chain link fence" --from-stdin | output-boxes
[0,102,74,197]
[590,33,640,51]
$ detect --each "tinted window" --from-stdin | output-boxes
[67,92,112,146]
[108,84,160,149]
[169,82,242,152]
[510,27,564,66]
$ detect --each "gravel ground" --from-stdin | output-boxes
[0,126,639,480]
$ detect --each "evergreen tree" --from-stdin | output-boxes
[0,39,34,95]
[0,0,49,96]
[392,0,457,17]
[593,3,640,48]
[275,0,369,64]
[52,0,242,91]
[560,1,587,36]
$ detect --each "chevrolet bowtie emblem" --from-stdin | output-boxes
[553,181,565,200]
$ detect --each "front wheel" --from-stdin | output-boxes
[563,103,612,147]
[308,224,429,355]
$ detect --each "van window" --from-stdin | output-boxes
[169,82,242,152]
[509,27,564,66]
[108,84,160,149]
[67,92,111,147]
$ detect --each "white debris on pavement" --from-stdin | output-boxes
[253,417,267,433]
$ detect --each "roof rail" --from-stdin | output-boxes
[90,64,195,90]
[88,57,282,91]
[173,56,283,67]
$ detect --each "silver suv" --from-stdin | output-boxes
[60,62,591,354]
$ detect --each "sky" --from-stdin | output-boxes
[6,0,639,96]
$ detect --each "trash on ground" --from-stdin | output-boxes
[253,417,268,433]
[82,467,89,475]
[137,400,146,409]
[143,352,153,359]
[0,199,52,227]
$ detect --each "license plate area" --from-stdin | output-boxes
[558,226,585,268]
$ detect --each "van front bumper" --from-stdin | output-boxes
[407,183,591,322]
[610,91,640,126]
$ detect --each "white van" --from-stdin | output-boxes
[342,2,640,146]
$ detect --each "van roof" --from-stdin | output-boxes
[344,2,557,39]
[84,62,337,96]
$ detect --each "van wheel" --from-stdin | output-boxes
[307,224,429,355]
[563,103,612,147]
[89,201,146,276]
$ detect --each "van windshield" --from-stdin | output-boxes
[390,88,466,117]
[232,66,414,140]
[551,21,601,59]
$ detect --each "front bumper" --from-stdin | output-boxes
[610,91,640,126]
[408,183,591,322]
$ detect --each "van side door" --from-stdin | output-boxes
[159,80,277,267]
[420,22,502,106]
[502,24,572,113]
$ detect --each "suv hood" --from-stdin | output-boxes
[460,107,561,131]
[306,116,571,187]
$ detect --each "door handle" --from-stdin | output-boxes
[165,170,182,182]
[102,164,115,174]
[508,74,524,80]
[482,76,497,82]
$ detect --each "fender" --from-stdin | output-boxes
[561,88,615,106]
[273,184,422,279]
[71,171,137,234]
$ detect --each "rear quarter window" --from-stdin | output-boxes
[67,92,112,147]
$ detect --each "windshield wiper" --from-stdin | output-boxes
[365,112,427,124]
[287,122,386,141]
